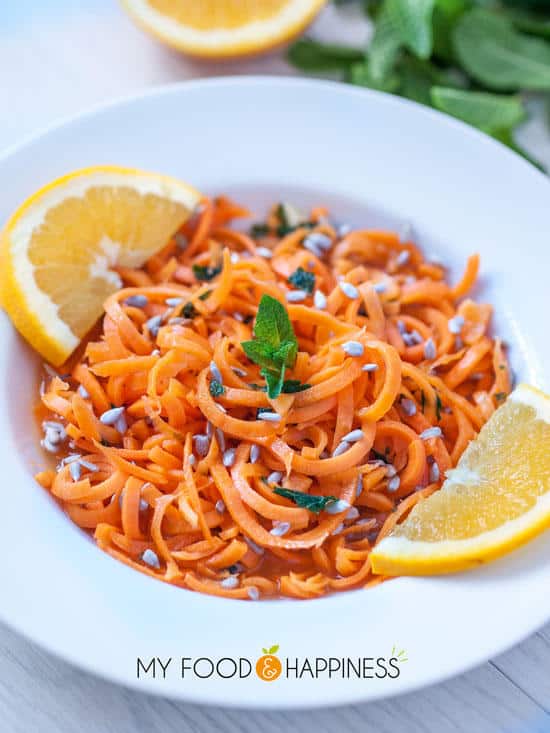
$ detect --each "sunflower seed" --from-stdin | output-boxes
[341,429,364,443]
[339,281,359,299]
[79,459,99,473]
[395,250,410,266]
[270,521,291,536]
[332,440,351,457]
[400,398,417,416]
[145,315,163,337]
[314,290,327,309]
[388,476,401,492]
[419,427,443,440]
[141,549,160,569]
[326,499,351,515]
[221,576,239,589]
[258,411,281,422]
[423,338,436,360]
[69,461,82,482]
[223,449,236,468]
[124,294,148,308]
[99,407,125,425]
[194,434,210,456]
[342,341,364,357]
[250,444,260,463]
[448,315,465,334]
[210,360,223,383]
[429,463,440,483]
[286,289,308,302]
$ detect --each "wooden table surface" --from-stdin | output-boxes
[2,3,550,731]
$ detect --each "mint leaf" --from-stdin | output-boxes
[181,302,198,319]
[250,223,270,238]
[350,62,401,92]
[242,295,299,399]
[288,267,315,294]
[281,380,311,394]
[193,263,222,281]
[288,38,364,72]
[368,1,403,82]
[274,487,338,514]
[453,8,550,91]
[273,340,297,369]
[386,0,436,59]
[209,380,225,397]
[432,0,470,63]
[431,86,526,132]
[242,340,277,372]
[261,367,285,399]
[504,7,550,40]
[253,295,296,354]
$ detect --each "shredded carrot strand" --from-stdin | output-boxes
[35,197,509,600]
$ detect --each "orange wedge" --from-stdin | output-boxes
[371,384,550,575]
[0,166,200,365]
[120,0,327,58]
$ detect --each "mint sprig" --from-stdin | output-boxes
[241,295,299,399]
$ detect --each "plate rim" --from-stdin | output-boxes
[1,75,550,710]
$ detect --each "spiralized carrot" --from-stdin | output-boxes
[35,197,510,600]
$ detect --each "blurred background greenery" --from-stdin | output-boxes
[288,0,550,169]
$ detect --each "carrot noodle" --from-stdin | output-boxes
[35,197,510,600]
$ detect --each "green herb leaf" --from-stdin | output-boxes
[253,295,296,352]
[209,380,225,397]
[287,38,364,72]
[269,644,279,654]
[273,339,298,369]
[181,302,198,319]
[453,8,550,91]
[193,263,222,281]
[431,86,526,132]
[367,1,403,81]
[349,61,401,92]
[261,367,285,399]
[198,289,212,301]
[386,0,436,58]
[241,340,279,372]
[250,223,270,238]
[273,487,338,514]
[432,0,471,63]
[288,267,315,294]
[505,7,550,40]
[281,380,311,393]
[241,295,299,399]
[248,383,268,392]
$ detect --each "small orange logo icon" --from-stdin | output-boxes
[256,645,282,682]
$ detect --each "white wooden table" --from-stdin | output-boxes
[2,3,550,731]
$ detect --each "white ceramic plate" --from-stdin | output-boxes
[0,77,549,710]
